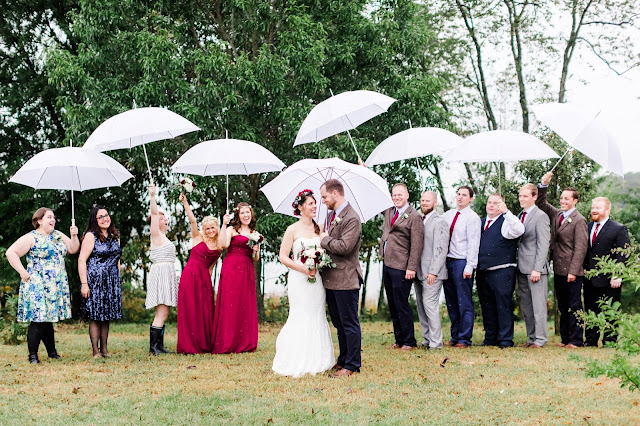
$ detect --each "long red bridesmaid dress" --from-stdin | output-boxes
[177,242,220,354]
[211,235,258,353]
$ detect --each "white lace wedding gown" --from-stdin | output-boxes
[272,237,335,377]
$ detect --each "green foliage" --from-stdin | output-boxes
[575,300,640,393]
[0,295,28,345]
[585,240,640,292]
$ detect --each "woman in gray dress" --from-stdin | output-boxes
[147,184,178,355]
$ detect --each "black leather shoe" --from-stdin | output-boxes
[28,353,40,364]
[156,325,174,354]
[48,351,61,359]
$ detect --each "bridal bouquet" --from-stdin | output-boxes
[179,177,196,193]
[299,243,336,283]
[247,231,264,249]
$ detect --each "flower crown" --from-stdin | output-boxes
[292,189,314,213]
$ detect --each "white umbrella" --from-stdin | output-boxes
[531,102,626,176]
[9,144,134,224]
[260,157,393,224]
[443,130,560,192]
[294,90,397,161]
[365,127,464,167]
[171,135,286,211]
[83,105,200,181]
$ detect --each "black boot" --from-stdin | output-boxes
[27,322,42,364]
[41,322,61,359]
[149,325,162,356]
[28,353,40,364]
[157,325,173,354]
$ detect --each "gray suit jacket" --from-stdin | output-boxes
[536,186,589,276]
[417,213,449,281]
[517,205,550,275]
[320,203,363,291]
[379,205,424,271]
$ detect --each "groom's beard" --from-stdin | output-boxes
[421,206,434,215]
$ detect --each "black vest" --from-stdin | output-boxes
[478,215,518,270]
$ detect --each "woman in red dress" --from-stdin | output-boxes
[176,193,229,354]
[212,202,260,354]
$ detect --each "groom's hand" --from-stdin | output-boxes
[405,270,416,280]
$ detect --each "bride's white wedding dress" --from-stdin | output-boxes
[272,237,335,377]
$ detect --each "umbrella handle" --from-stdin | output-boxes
[142,144,154,184]
[549,148,572,174]
[346,129,363,163]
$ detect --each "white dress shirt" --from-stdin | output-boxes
[590,217,609,246]
[443,206,481,274]
[482,210,525,270]
[519,205,535,225]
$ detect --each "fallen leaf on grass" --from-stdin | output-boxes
[440,357,449,368]
[187,366,196,369]
[499,390,504,394]
[266,418,273,423]
[595,382,602,385]
[402,392,408,397]
[311,408,315,414]
[72,387,80,394]
[633,400,638,406]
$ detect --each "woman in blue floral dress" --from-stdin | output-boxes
[5,207,79,364]
[78,206,122,358]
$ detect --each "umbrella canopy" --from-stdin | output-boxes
[260,157,393,223]
[531,103,626,176]
[83,107,200,151]
[9,146,134,222]
[443,130,559,163]
[365,127,464,167]
[294,90,396,160]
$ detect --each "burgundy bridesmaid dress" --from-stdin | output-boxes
[177,242,220,354]
[212,235,258,354]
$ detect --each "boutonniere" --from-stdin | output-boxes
[332,217,342,226]
[566,217,572,224]
[402,213,409,220]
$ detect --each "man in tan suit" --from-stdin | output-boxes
[379,183,424,350]
[536,172,589,348]
[320,179,363,377]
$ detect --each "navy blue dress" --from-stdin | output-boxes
[81,232,122,321]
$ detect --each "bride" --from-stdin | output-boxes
[272,189,335,377]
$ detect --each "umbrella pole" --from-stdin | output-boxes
[226,174,229,214]
[549,148,572,173]
[498,162,502,195]
[345,129,362,163]
[71,190,75,227]
[142,144,154,184]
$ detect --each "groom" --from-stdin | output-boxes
[320,178,363,377]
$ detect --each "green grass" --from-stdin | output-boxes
[1,321,639,424]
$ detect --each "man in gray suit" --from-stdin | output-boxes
[517,183,551,348]
[414,191,448,349]
[320,178,363,377]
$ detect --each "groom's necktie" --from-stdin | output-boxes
[327,211,336,231]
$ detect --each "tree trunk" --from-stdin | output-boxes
[254,257,265,322]
[361,246,373,313]
[377,267,386,313]
[504,0,530,133]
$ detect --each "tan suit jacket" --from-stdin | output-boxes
[378,205,424,272]
[536,186,589,276]
[320,204,363,291]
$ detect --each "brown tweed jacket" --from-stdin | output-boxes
[378,205,424,272]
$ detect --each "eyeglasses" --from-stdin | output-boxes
[97,213,110,221]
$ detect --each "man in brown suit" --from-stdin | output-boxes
[536,172,589,348]
[379,183,424,350]
[320,179,363,377]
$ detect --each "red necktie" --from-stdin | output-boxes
[558,214,565,227]
[520,211,527,223]
[327,211,336,231]
[592,223,600,246]
[484,219,492,231]
[449,211,460,238]
[390,209,399,227]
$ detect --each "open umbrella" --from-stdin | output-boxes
[294,90,397,162]
[170,134,286,212]
[260,157,393,224]
[82,105,200,182]
[9,144,134,225]
[365,126,464,167]
[443,130,559,192]
[530,102,626,176]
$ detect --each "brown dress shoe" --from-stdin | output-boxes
[389,344,401,349]
[400,345,417,351]
[520,343,533,348]
[565,343,581,349]
[454,343,469,348]
[528,343,541,349]
[331,368,357,378]
[331,363,343,371]
[556,343,566,347]
[444,341,456,347]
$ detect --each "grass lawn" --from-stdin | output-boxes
[1,321,638,424]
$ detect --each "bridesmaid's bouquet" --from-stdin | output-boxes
[299,243,335,283]
[247,231,264,249]
[179,177,196,193]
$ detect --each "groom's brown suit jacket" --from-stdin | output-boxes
[320,203,363,291]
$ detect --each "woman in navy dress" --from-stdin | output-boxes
[78,206,122,358]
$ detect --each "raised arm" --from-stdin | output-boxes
[219,226,234,249]
[149,184,163,246]
[6,233,36,282]
[179,193,202,247]
[536,173,561,219]
[78,232,96,299]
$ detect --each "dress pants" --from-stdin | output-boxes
[326,288,362,372]
[583,279,621,346]
[476,267,516,347]
[517,272,549,347]
[443,259,474,346]
[383,265,417,347]
[414,278,443,348]
[554,274,584,346]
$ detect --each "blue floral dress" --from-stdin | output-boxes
[17,230,71,323]
[80,232,122,321]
